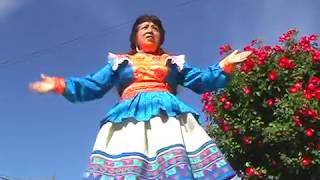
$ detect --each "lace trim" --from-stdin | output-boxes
[168,55,185,72]
[107,52,131,71]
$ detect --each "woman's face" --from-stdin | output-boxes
[136,21,161,53]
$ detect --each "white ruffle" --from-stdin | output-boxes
[107,52,131,71]
[108,52,186,72]
[169,55,185,72]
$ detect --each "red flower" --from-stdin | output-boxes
[256,51,268,64]
[224,101,233,111]
[305,128,315,137]
[245,167,255,177]
[218,119,232,132]
[278,57,289,68]
[279,35,287,42]
[291,44,302,54]
[201,92,212,102]
[272,45,285,53]
[279,29,297,42]
[240,58,255,73]
[243,45,255,52]
[266,98,274,107]
[262,45,272,52]
[242,86,252,95]
[294,81,304,89]
[312,51,320,63]
[277,57,295,69]
[220,95,227,103]
[289,81,303,93]
[268,70,278,81]
[289,87,298,93]
[219,44,233,55]
[304,89,314,100]
[309,34,318,41]
[301,156,311,167]
[251,39,258,46]
[306,109,317,119]
[203,104,214,113]
[307,83,316,91]
[243,136,252,145]
[288,62,295,69]
[309,76,320,85]
[301,108,318,119]
[299,36,313,52]
[292,116,302,127]
[222,123,231,132]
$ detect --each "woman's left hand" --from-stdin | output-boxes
[219,50,252,68]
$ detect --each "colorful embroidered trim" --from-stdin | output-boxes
[121,82,172,100]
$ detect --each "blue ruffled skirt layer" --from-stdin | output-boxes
[101,92,199,125]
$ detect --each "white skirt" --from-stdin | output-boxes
[82,113,236,180]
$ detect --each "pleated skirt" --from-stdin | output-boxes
[82,113,237,180]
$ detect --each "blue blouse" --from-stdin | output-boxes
[62,53,230,125]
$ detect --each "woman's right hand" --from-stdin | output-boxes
[219,50,252,67]
[30,74,56,93]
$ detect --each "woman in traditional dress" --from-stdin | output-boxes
[30,14,251,180]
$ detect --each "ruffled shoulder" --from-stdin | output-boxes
[107,52,186,71]
[107,52,131,71]
[166,54,186,72]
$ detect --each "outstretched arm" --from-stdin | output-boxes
[30,62,116,103]
[179,50,251,94]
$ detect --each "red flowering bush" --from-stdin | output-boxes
[203,29,320,179]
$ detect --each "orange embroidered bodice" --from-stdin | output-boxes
[121,53,173,100]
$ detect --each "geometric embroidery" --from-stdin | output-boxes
[82,141,235,180]
[120,53,172,100]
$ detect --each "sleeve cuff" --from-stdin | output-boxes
[53,77,66,94]
[221,63,235,74]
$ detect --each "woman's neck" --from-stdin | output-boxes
[136,47,163,55]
